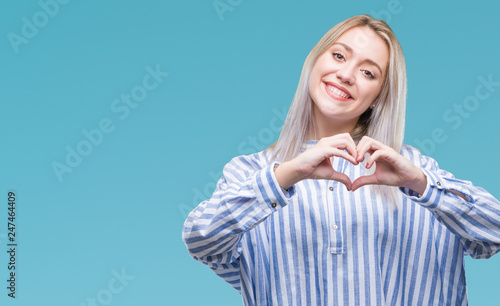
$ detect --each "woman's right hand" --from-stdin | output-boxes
[274,133,358,190]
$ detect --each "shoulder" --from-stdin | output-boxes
[399,144,440,170]
[223,147,274,178]
[399,144,421,160]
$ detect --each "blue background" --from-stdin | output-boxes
[1,0,499,305]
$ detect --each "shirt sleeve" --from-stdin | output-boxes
[399,148,500,259]
[182,151,296,289]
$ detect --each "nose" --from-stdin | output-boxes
[336,65,355,85]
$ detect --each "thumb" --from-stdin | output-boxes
[351,174,379,192]
[329,172,352,191]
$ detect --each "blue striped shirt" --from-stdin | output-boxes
[182,140,500,305]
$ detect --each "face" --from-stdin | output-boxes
[308,26,389,127]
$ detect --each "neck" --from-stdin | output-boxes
[307,107,359,140]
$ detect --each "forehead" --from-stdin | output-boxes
[333,26,390,71]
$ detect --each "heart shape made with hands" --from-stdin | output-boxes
[327,153,377,192]
[306,136,422,192]
[287,135,426,194]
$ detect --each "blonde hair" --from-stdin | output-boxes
[269,15,407,162]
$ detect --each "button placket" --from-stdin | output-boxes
[327,157,345,254]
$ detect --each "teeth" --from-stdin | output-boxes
[326,84,350,99]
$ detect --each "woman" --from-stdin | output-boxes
[182,15,500,305]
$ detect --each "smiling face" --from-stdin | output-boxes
[308,26,390,137]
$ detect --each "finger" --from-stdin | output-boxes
[365,149,394,169]
[356,137,377,154]
[356,139,382,162]
[339,132,358,152]
[329,142,358,161]
[323,134,358,160]
[355,135,372,148]
[328,148,358,165]
[326,132,356,145]
[356,148,376,163]
[343,133,359,159]
[355,138,371,162]
[351,174,379,191]
[344,143,358,161]
[329,171,352,191]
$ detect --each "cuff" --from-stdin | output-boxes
[252,162,296,214]
[399,167,473,209]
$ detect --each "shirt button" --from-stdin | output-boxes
[436,182,441,186]
[271,203,277,208]
[329,186,334,191]
[332,225,338,230]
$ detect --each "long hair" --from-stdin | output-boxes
[268,15,407,163]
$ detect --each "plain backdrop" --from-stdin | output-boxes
[1,0,499,305]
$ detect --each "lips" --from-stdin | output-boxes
[323,81,353,101]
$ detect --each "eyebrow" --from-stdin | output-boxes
[332,42,384,76]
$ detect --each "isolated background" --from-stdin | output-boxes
[1,0,499,305]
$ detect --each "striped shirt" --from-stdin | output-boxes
[182,140,500,305]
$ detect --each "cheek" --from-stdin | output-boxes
[310,57,329,81]
[308,71,322,100]
[309,66,322,85]
[360,82,383,101]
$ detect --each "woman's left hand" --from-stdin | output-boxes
[351,136,427,194]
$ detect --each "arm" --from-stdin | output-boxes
[350,136,500,259]
[183,133,360,288]
[184,132,360,265]
[400,148,500,259]
[182,152,295,269]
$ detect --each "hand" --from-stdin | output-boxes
[276,133,358,190]
[351,136,427,193]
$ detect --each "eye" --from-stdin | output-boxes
[362,70,375,80]
[332,52,345,61]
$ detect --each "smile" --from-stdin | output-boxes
[324,82,352,101]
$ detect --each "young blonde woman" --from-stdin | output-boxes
[183,15,500,305]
